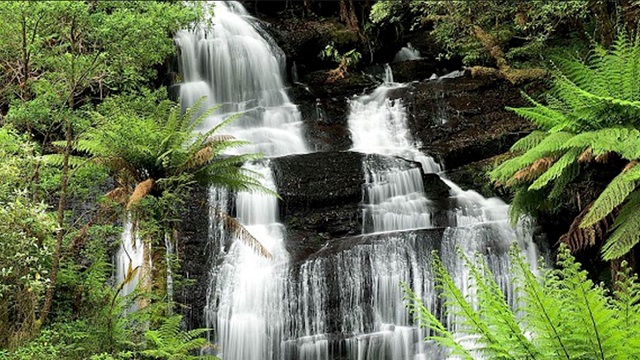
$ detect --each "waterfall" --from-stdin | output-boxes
[331,68,541,359]
[176,3,541,359]
[394,43,421,62]
[115,217,148,310]
[175,2,307,359]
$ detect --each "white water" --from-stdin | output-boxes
[332,71,541,359]
[115,217,147,308]
[175,2,541,359]
[175,2,308,359]
[394,43,421,62]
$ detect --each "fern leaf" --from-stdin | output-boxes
[601,190,640,260]
[490,132,573,183]
[529,148,583,190]
[581,163,640,228]
[510,131,548,152]
[403,282,474,360]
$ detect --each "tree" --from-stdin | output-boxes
[405,246,640,359]
[0,1,201,328]
[0,128,55,348]
[369,1,592,83]
[490,33,640,260]
[74,93,271,256]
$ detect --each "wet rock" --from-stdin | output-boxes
[290,71,377,151]
[404,75,536,170]
[257,16,362,76]
[176,184,211,330]
[303,228,445,264]
[271,151,450,262]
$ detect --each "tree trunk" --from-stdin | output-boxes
[39,117,72,327]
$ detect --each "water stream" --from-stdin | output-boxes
[173,2,542,359]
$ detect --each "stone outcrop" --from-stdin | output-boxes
[271,151,451,263]
[176,185,211,330]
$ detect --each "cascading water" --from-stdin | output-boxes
[329,69,541,359]
[176,2,541,359]
[394,43,421,62]
[175,2,307,359]
[115,217,148,311]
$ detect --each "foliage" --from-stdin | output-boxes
[68,92,267,238]
[490,33,640,260]
[141,315,216,360]
[405,245,640,359]
[319,43,362,81]
[0,128,55,348]
[370,1,589,67]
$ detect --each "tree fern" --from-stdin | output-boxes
[601,189,640,259]
[141,314,213,360]
[529,148,583,190]
[581,163,640,228]
[494,32,640,260]
[406,246,640,359]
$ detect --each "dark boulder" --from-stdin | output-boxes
[289,71,377,151]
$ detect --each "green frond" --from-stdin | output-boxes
[561,127,640,159]
[510,247,573,359]
[548,161,580,200]
[612,261,640,339]
[42,153,96,169]
[529,148,583,191]
[403,282,473,360]
[490,132,573,183]
[464,254,538,359]
[507,96,568,131]
[581,163,640,228]
[430,254,513,358]
[510,131,548,152]
[601,190,640,260]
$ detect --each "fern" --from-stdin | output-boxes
[406,246,640,359]
[510,131,548,152]
[529,148,583,190]
[494,33,640,259]
[141,315,212,360]
[601,189,640,259]
[581,163,640,228]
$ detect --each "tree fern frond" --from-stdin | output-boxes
[601,190,640,260]
[403,282,473,360]
[548,161,580,200]
[431,255,512,357]
[529,148,583,190]
[490,132,573,183]
[464,254,539,359]
[214,209,272,259]
[507,101,567,131]
[511,247,573,359]
[581,163,640,228]
[560,202,616,253]
[510,131,547,152]
[562,127,640,160]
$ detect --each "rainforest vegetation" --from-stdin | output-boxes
[0,0,639,359]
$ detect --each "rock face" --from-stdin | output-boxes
[289,72,378,152]
[404,75,534,170]
[271,151,450,263]
[292,69,534,172]
[176,185,211,330]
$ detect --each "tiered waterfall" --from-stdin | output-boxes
[174,2,542,359]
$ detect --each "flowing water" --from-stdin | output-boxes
[394,43,421,62]
[173,2,542,359]
[175,2,307,359]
